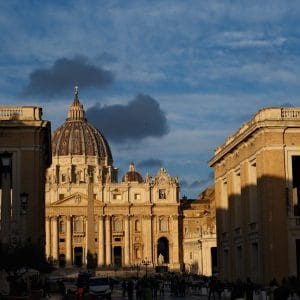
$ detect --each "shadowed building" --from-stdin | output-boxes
[0,106,51,250]
[182,186,217,276]
[45,89,182,270]
[209,107,300,284]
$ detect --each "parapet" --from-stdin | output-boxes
[0,106,42,121]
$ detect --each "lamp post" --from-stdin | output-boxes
[142,258,151,278]
[132,264,140,279]
[0,152,12,245]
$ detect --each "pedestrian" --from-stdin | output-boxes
[273,278,290,300]
[208,276,217,300]
[159,280,165,297]
[231,279,244,300]
[127,279,134,300]
[215,280,224,300]
[122,279,127,297]
[135,279,143,300]
[245,277,254,300]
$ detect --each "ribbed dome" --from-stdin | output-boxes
[122,162,143,183]
[52,88,113,160]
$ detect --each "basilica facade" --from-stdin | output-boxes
[45,91,182,270]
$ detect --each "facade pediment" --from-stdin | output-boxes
[50,192,101,207]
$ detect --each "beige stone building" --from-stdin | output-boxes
[45,90,182,270]
[209,107,300,284]
[0,106,51,249]
[182,186,217,276]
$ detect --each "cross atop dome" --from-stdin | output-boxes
[74,85,79,96]
[67,87,85,121]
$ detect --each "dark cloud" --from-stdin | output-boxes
[189,180,206,189]
[137,159,163,168]
[22,56,113,98]
[180,172,214,189]
[86,94,169,142]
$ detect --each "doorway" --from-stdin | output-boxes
[157,237,169,263]
[297,239,300,277]
[113,246,122,267]
[59,254,66,268]
[74,247,83,267]
[211,247,218,275]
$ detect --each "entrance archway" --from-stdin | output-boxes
[59,254,66,268]
[157,237,169,264]
[74,247,83,267]
[113,246,122,267]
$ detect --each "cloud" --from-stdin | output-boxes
[22,56,114,98]
[137,159,163,168]
[180,172,214,190]
[86,94,169,142]
[215,31,287,49]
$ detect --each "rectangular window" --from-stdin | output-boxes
[134,193,141,200]
[59,221,65,233]
[223,249,229,279]
[221,179,228,230]
[249,161,257,223]
[59,194,64,200]
[159,189,166,199]
[234,171,241,229]
[292,156,300,216]
[236,246,243,278]
[250,242,259,281]
[113,194,122,200]
[61,174,66,183]
[159,218,168,232]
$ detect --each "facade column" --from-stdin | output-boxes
[51,216,58,261]
[66,215,72,266]
[105,216,111,265]
[172,215,180,268]
[124,215,130,265]
[45,217,51,259]
[143,215,153,262]
[0,160,12,245]
[98,216,105,266]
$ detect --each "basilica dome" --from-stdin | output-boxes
[122,162,143,183]
[51,89,112,161]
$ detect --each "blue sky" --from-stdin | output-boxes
[1,1,300,198]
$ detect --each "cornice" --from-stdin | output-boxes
[209,107,300,167]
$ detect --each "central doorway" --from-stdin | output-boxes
[113,246,122,267]
[74,247,83,267]
[157,237,169,264]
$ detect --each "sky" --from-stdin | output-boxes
[1,1,300,198]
